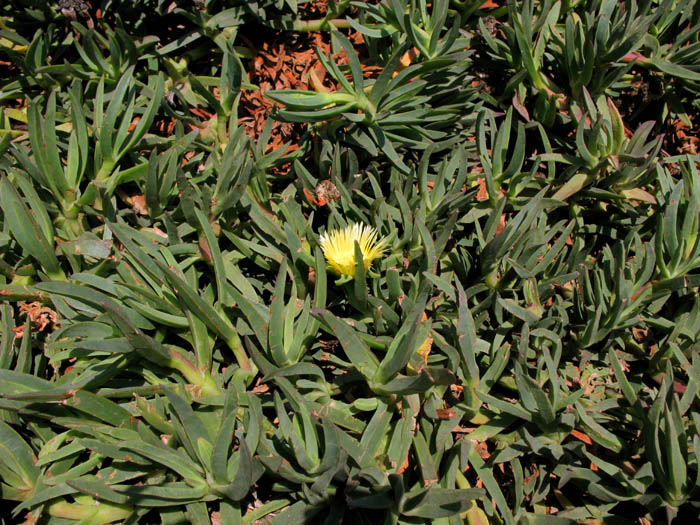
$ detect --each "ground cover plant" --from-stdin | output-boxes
[1,0,700,523]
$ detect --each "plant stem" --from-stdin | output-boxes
[293,18,352,31]
[293,0,352,32]
[166,346,222,397]
[227,332,255,376]
[95,158,116,184]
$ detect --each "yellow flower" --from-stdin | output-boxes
[319,223,387,277]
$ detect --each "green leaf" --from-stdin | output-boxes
[27,92,68,196]
[100,66,135,164]
[357,400,391,468]
[0,176,64,280]
[467,441,514,524]
[575,401,623,453]
[63,390,133,427]
[608,349,642,414]
[402,487,484,518]
[0,420,40,488]
[195,208,228,305]
[58,235,113,260]
[68,476,130,505]
[118,441,204,482]
[164,388,212,466]
[269,500,321,524]
[374,284,430,383]
[332,31,363,93]
[269,258,289,366]
[228,439,254,501]
[116,482,212,505]
[455,279,479,381]
[413,429,439,485]
[374,369,454,395]
[211,411,236,484]
[649,57,700,81]
[312,308,379,379]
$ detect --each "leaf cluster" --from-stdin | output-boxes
[1,0,700,523]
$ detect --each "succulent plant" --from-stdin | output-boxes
[1,0,700,523]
